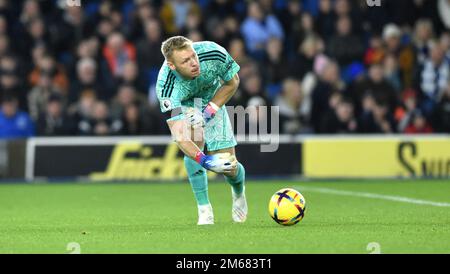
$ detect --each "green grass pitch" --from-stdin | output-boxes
[0,180,449,254]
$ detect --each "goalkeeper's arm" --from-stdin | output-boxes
[167,118,236,173]
[201,74,240,123]
[210,74,240,109]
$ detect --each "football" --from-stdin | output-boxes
[269,188,306,226]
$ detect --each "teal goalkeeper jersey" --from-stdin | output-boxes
[155,41,240,115]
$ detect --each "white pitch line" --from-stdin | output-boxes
[296,186,450,208]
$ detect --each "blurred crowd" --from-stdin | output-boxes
[0,0,450,138]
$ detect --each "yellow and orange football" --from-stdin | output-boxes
[269,188,306,226]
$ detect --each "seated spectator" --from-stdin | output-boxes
[136,18,165,73]
[68,89,97,126]
[77,101,122,136]
[115,61,145,95]
[235,72,270,108]
[69,58,105,102]
[0,55,27,111]
[0,15,8,36]
[358,100,396,134]
[102,32,136,80]
[75,37,100,61]
[19,16,50,59]
[96,17,115,43]
[275,78,309,134]
[383,23,415,87]
[119,101,153,135]
[186,29,204,42]
[416,43,450,116]
[0,95,34,138]
[1,0,450,138]
[261,37,290,91]
[110,84,148,120]
[30,43,47,72]
[52,5,90,55]
[288,12,316,56]
[342,62,366,86]
[159,0,202,35]
[222,15,241,42]
[395,89,420,133]
[311,60,344,132]
[364,35,385,66]
[316,0,335,41]
[327,15,365,68]
[404,109,433,134]
[205,17,230,47]
[205,0,236,21]
[181,8,204,36]
[300,62,322,119]
[383,54,403,92]
[289,34,324,81]
[67,37,101,78]
[334,0,363,35]
[28,55,69,95]
[28,70,65,121]
[19,0,41,28]
[413,19,435,65]
[36,94,74,136]
[128,0,157,41]
[0,34,10,60]
[383,24,403,56]
[320,97,358,134]
[240,1,284,59]
[228,37,251,65]
[352,64,399,115]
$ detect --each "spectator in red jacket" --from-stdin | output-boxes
[102,32,136,79]
[404,109,433,134]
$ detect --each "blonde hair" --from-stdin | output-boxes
[161,36,193,61]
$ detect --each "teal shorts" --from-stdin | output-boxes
[167,105,237,152]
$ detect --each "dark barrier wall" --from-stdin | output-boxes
[0,140,26,179]
[8,140,27,178]
[3,136,449,181]
[31,141,301,181]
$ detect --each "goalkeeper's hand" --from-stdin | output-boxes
[185,107,205,129]
[185,102,220,129]
[195,152,237,174]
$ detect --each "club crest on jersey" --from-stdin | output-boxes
[162,99,172,111]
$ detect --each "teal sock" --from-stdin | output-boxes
[225,163,245,196]
[184,156,210,206]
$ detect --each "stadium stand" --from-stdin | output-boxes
[0,0,449,138]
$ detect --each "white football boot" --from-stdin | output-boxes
[232,187,248,223]
[197,204,214,225]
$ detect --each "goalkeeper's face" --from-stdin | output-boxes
[169,47,200,79]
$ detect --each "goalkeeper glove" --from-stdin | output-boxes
[185,107,204,129]
[185,102,220,129]
[195,152,237,173]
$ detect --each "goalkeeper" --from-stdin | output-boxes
[155,36,247,225]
